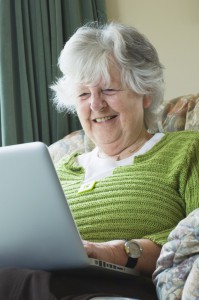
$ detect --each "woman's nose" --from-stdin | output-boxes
[90,91,107,112]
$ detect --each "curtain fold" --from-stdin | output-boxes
[0,0,107,146]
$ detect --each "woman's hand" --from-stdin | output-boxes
[83,240,128,266]
[83,239,162,276]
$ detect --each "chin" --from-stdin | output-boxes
[92,132,120,147]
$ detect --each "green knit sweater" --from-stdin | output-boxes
[56,131,199,246]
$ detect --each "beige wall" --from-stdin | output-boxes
[105,0,199,100]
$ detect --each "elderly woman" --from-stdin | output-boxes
[0,22,199,300]
[53,22,164,276]
[53,21,199,274]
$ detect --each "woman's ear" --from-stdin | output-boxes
[143,95,152,108]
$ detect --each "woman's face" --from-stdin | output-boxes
[75,64,151,154]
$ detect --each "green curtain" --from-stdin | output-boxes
[0,0,107,146]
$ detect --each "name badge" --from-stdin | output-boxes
[78,180,96,194]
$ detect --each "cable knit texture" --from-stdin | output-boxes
[56,131,199,245]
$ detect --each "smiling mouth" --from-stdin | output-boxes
[94,115,117,123]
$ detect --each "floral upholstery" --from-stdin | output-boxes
[158,93,199,132]
[49,129,95,164]
[49,93,199,163]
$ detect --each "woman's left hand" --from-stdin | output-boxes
[83,238,162,276]
[83,240,128,266]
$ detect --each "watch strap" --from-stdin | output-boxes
[125,256,138,268]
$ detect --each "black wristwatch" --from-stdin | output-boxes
[124,240,143,268]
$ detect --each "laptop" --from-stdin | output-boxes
[0,142,138,277]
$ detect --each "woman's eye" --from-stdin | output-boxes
[102,89,120,95]
[102,89,116,95]
[78,93,90,100]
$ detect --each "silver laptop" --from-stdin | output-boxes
[0,142,138,277]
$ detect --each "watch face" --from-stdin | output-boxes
[125,240,142,258]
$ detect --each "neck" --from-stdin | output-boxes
[97,132,152,161]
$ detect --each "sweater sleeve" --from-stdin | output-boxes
[143,133,199,246]
[142,228,176,246]
[183,136,199,215]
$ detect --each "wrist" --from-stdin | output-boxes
[124,239,143,268]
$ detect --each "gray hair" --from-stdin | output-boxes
[51,22,165,131]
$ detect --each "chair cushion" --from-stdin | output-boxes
[49,129,94,163]
[158,93,199,132]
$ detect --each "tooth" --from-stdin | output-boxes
[95,116,112,123]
